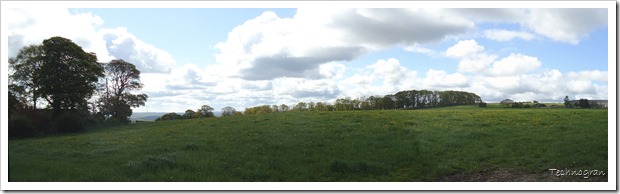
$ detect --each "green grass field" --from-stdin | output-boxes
[8,106,608,181]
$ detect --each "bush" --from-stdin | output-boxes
[9,115,37,139]
[54,112,85,133]
[478,102,487,108]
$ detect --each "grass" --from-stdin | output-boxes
[8,106,608,181]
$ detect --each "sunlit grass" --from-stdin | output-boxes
[8,107,608,181]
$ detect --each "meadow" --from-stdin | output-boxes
[8,106,608,181]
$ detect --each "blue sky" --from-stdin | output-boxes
[5,3,612,112]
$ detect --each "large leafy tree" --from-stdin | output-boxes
[199,105,215,117]
[221,106,236,117]
[8,44,45,109]
[99,59,148,123]
[38,36,104,118]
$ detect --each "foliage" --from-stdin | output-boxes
[98,59,148,123]
[38,36,104,118]
[564,96,570,108]
[500,99,514,107]
[54,112,85,133]
[184,109,197,119]
[478,102,487,108]
[577,99,591,108]
[221,106,237,117]
[200,105,215,118]
[8,115,38,139]
[8,90,23,119]
[156,113,183,121]
[9,44,45,109]
[244,105,274,115]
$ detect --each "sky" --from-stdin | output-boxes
[4,2,613,113]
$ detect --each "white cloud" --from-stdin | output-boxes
[319,62,346,79]
[272,77,340,100]
[367,58,408,87]
[424,69,469,88]
[100,27,176,73]
[445,39,483,58]
[403,44,436,56]
[214,8,475,81]
[523,8,607,44]
[484,29,535,42]
[7,8,176,73]
[567,70,608,82]
[488,53,542,76]
[7,8,110,60]
[445,39,498,73]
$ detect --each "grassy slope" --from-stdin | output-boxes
[8,107,608,181]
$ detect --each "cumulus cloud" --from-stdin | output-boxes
[424,69,469,88]
[319,62,346,79]
[272,77,340,100]
[445,39,498,73]
[101,27,176,73]
[7,8,176,73]
[567,70,608,82]
[484,29,535,42]
[471,68,606,102]
[328,9,474,47]
[214,8,475,81]
[7,8,110,60]
[488,53,542,76]
[523,8,607,44]
[447,8,527,23]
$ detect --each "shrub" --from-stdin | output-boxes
[54,112,85,133]
[511,102,524,108]
[157,113,183,121]
[9,115,37,139]
[478,102,487,108]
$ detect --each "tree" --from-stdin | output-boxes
[294,102,307,111]
[564,96,570,108]
[193,110,203,118]
[500,99,514,107]
[222,106,236,117]
[99,59,148,123]
[38,37,104,118]
[200,105,215,117]
[9,44,45,109]
[184,109,196,119]
[8,89,23,119]
[157,113,182,121]
[280,104,290,112]
[578,99,591,108]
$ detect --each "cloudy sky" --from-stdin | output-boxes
[4,2,612,113]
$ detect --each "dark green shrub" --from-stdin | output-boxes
[54,112,85,133]
[9,115,37,139]
[478,102,487,108]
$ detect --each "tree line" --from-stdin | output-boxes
[243,90,482,115]
[8,36,148,138]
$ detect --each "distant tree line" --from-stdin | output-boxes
[155,105,218,121]
[563,96,605,109]
[498,97,606,109]
[243,90,482,115]
[8,36,148,138]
